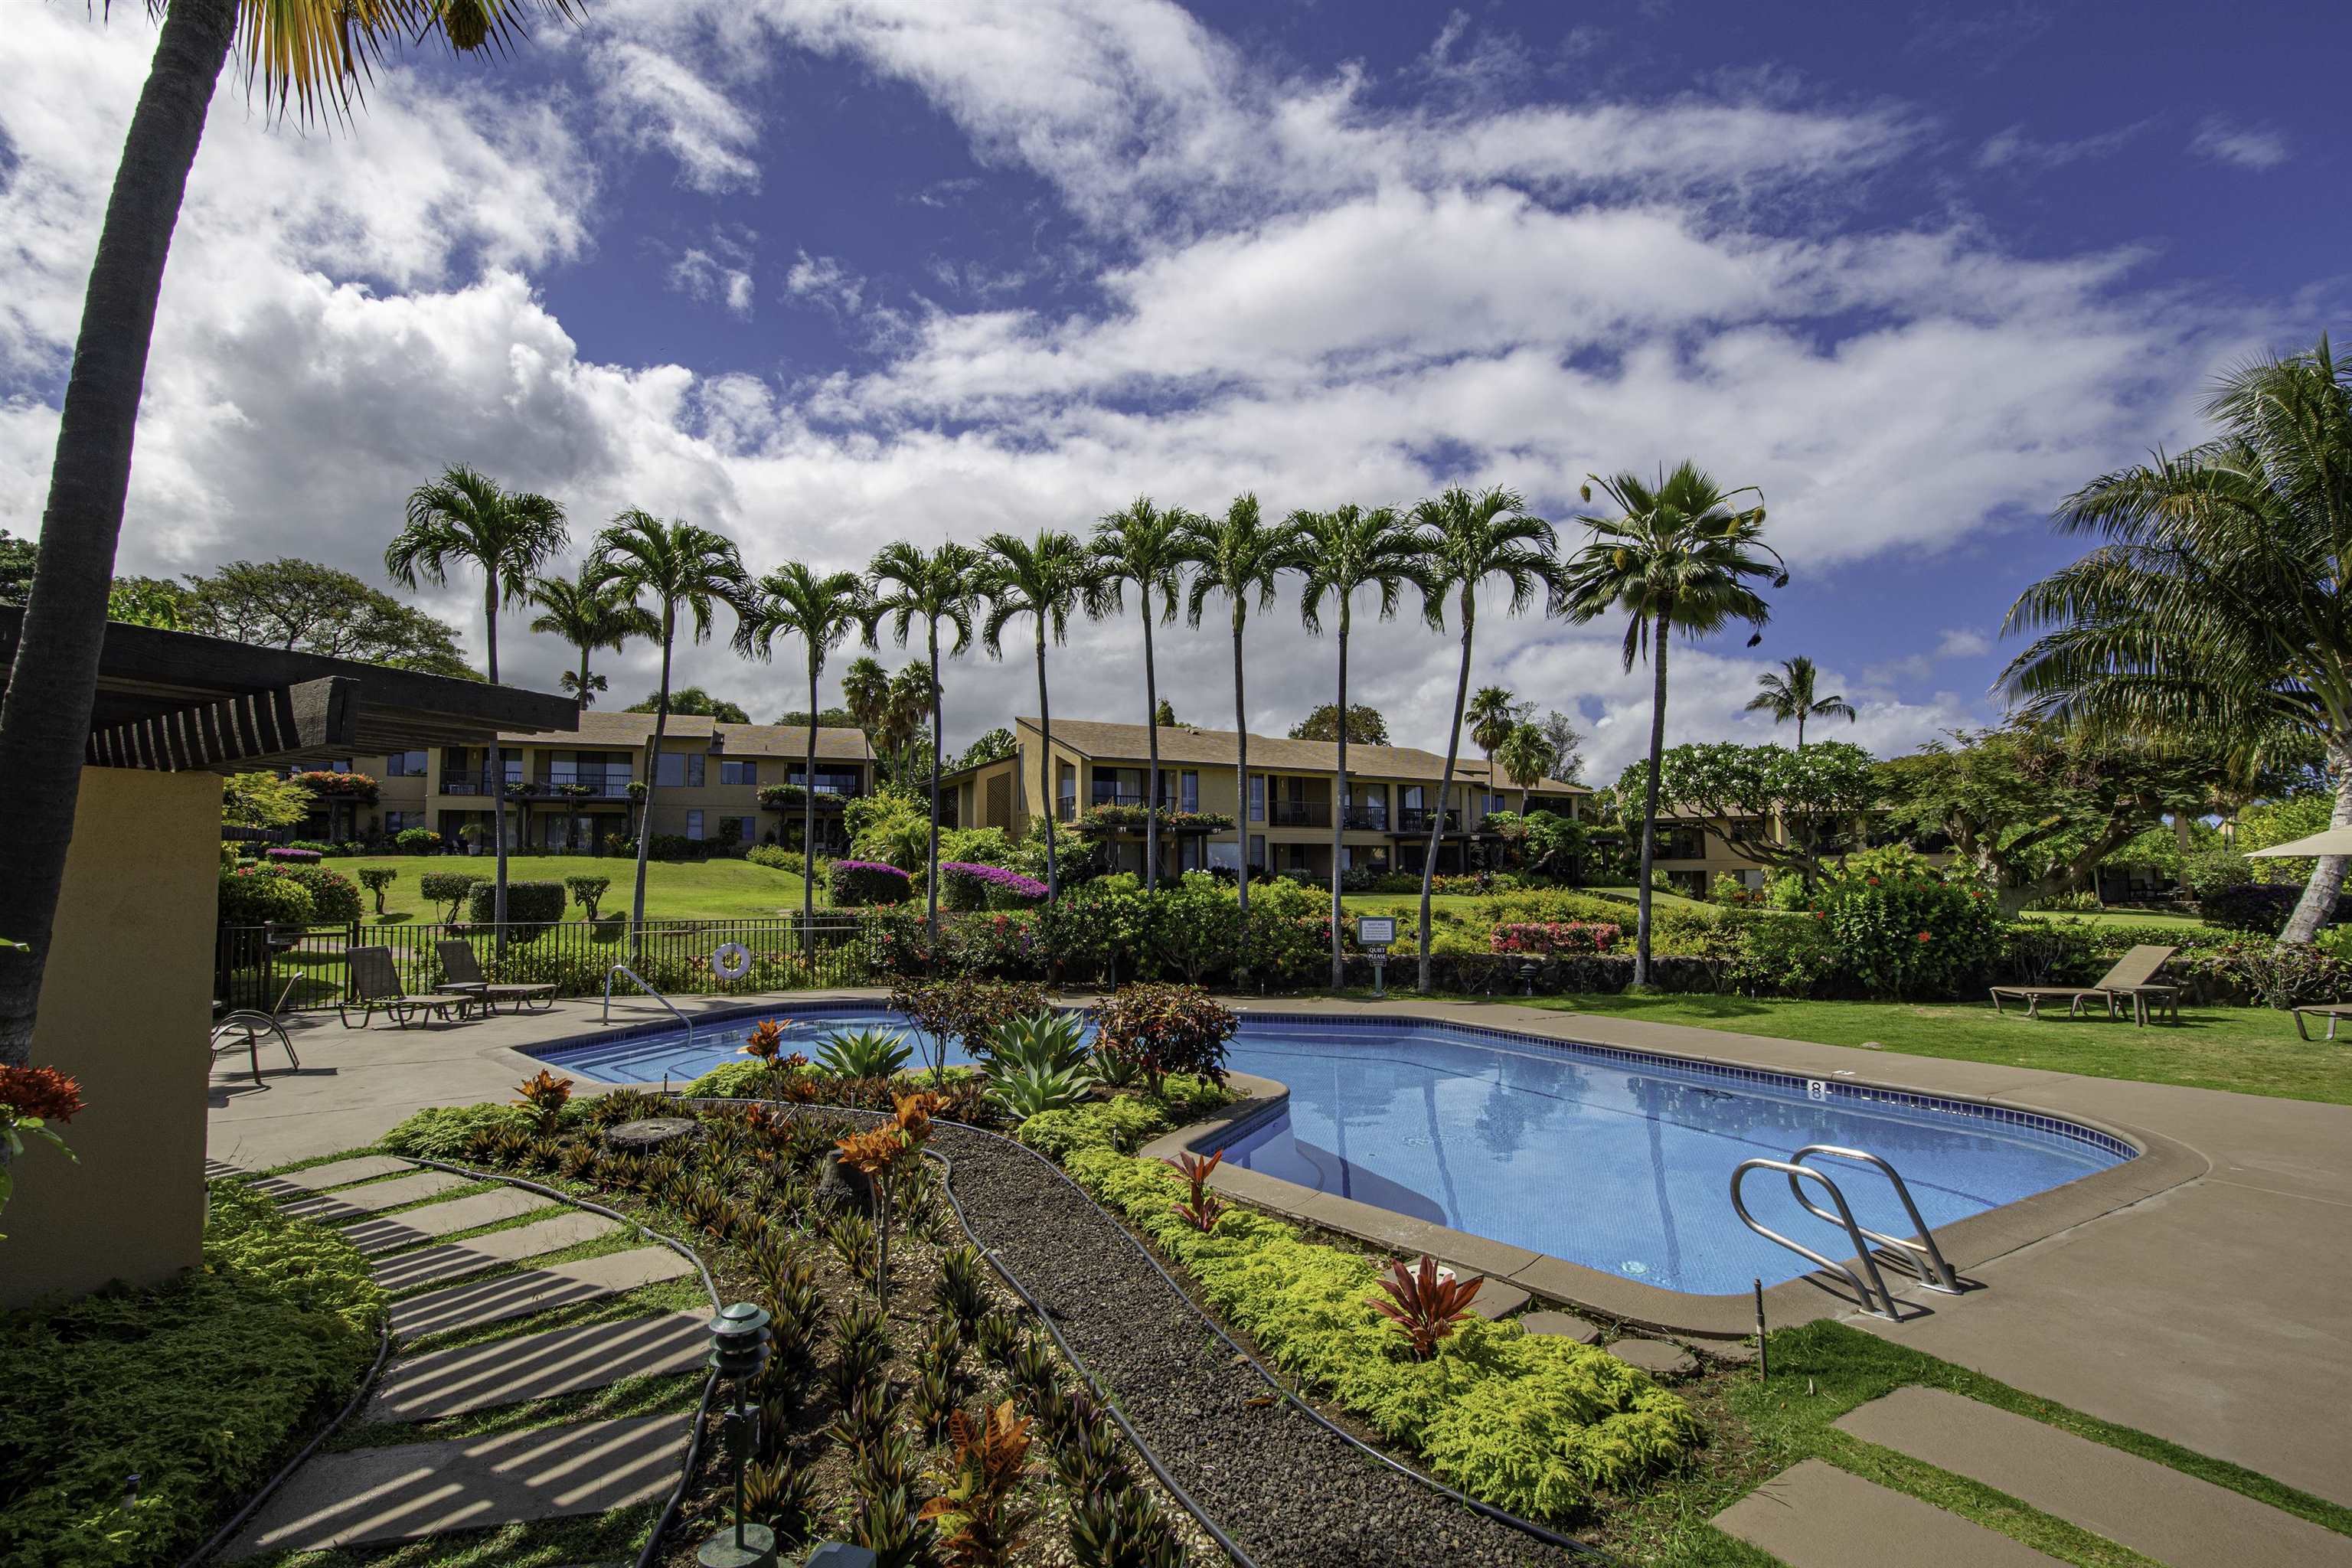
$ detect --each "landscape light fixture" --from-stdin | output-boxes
[698,1301,776,1568]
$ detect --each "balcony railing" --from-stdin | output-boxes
[1341,808,1389,831]
[1269,800,1330,828]
[537,772,635,799]
[1091,789,1147,808]
[1396,807,1462,834]
[442,769,523,797]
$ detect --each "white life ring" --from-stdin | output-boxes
[710,942,753,981]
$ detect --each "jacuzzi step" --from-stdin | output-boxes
[1713,1459,2062,1568]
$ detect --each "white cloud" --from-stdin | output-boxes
[783,251,866,315]
[1977,119,2151,171]
[1864,626,1994,686]
[668,228,758,316]
[2190,116,2289,171]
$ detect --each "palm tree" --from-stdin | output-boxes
[2003,336,2352,943]
[530,568,658,713]
[0,0,580,1063]
[1406,487,1562,992]
[1496,722,1553,814]
[740,566,868,942]
[387,466,568,949]
[1466,684,1522,798]
[881,663,936,789]
[1294,504,1426,988]
[1745,656,1855,749]
[1560,462,1782,985]
[1093,498,1199,891]
[589,511,749,952]
[841,655,890,760]
[978,531,1100,900]
[866,541,977,937]
[1181,495,1299,921]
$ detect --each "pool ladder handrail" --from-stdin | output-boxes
[1729,1145,1959,1320]
[603,963,694,1057]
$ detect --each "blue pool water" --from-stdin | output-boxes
[534,1006,2130,1295]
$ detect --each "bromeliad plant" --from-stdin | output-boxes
[1372,1253,1483,1360]
[511,1069,573,1134]
[0,1063,84,1234]
[918,1400,1037,1568]
[1161,1147,1226,1233]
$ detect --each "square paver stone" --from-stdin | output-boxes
[344,1188,555,1256]
[1713,1459,2063,1568]
[1834,1387,2352,1568]
[390,1247,695,1342]
[279,1171,470,1221]
[371,1211,622,1295]
[222,1413,694,1558]
[369,1312,710,1421]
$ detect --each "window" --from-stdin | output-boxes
[1247,775,1265,822]
[721,815,756,844]
[383,810,419,834]
[385,750,428,777]
[656,752,707,788]
[719,760,758,786]
[684,810,705,841]
[1400,784,1425,811]
[1249,834,1266,868]
[1181,771,1198,812]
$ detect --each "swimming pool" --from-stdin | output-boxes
[533,1004,2132,1295]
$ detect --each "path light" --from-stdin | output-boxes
[1517,959,1539,996]
[699,1302,775,1568]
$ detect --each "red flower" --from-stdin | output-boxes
[0,1064,85,1124]
[1916,931,1932,943]
[1867,876,1881,886]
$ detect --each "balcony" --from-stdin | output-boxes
[1395,807,1462,835]
[536,771,635,800]
[1340,808,1389,831]
[1269,800,1330,828]
[1090,789,1147,808]
[441,769,522,797]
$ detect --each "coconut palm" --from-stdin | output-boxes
[1745,656,1854,749]
[386,466,568,949]
[1496,722,1553,814]
[1405,487,1561,991]
[866,541,978,936]
[739,565,868,941]
[1093,498,1200,891]
[1293,504,1426,988]
[0,0,581,1062]
[1560,462,1782,985]
[589,512,750,952]
[1466,685,1522,795]
[2003,336,2352,943]
[841,655,890,758]
[1181,495,1300,920]
[529,568,658,713]
[880,663,935,787]
[978,531,1101,900]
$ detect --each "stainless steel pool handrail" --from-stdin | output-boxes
[1730,1158,1902,1319]
[602,963,694,1054]
[1786,1144,1961,1294]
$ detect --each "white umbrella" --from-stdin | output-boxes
[2246,826,2352,858]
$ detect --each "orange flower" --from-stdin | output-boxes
[0,1064,83,1124]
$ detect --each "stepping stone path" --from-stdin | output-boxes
[1459,1276,1532,1319]
[1605,1337,1697,1377]
[1713,1459,2063,1567]
[1517,1308,1603,1344]
[1834,1387,2352,1568]
[236,1156,714,1560]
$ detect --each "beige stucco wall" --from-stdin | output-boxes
[3,766,218,1307]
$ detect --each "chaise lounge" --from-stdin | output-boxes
[339,945,472,1029]
[1989,944,2180,1026]
[434,939,559,1015]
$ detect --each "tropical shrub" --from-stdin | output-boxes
[266,864,361,924]
[1142,875,1243,983]
[394,826,443,854]
[890,977,1050,1070]
[746,844,798,871]
[954,913,1042,977]
[217,866,316,926]
[1014,1098,1171,1160]
[1034,880,1151,981]
[831,859,915,908]
[465,880,566,928]
[418,871,481,923]
[380,1100,531,1158]
[564,875,611,920]
[2199,882,2352,934]
[355,866,399,916]
[815,1026,916,1080]
[1488,921,1618,956]
[1811,852,2001,1000]
[939,861,1048,912]
[264,846,321,864]
[1089,984,1234,1096]
[1720,909,1844,998]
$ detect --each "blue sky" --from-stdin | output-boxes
[2,1,2343,776]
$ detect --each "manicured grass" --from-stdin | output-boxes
[1606,1321,2352,1566]
[1585,883,1720,915]
[325,852,813,923]
[1465,991,2352,1106]
[2021,906,2209,930]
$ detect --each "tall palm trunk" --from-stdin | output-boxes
[485,570,511,956]
[1035,626,1059,898]
[629,616,674,960]
[1142,602,1162,891]
[803,659,819,961]
[1795,710,1807,750]
[0,0,236,1063]
[1231,607,1250,923]
[2284,738,2352,943]
[926,621,943,939]
[1329,602,1351,991]
[1634,608,1671,987]
[1416,597,1475,993]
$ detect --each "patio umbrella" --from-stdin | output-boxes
[2246,826,2352,858]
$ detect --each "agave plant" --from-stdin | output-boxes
[816,1026,916,1080]
[1371,1253,1484,1360]
[986,1063,1095,1120]
[978,1010,1091,1076]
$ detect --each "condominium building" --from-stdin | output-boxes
[296,710,876,853]
[942,717,1585,880]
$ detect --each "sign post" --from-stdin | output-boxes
[1356,916,1396,998]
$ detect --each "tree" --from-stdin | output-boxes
[387,466,569,952]
[627,687,750,724]
[956,727,1018,771]
[1536,711,1586,786]
[978,531,1100,899]
[740,564,867,941]
[841,655,891,757]
[1559,462,1782,986]
[0,0,580,1069]
[880,664,938,786]
[591,511,748,949]
[1294,504,1425,987]
[0,533,35,607]
[1155,698,1178,727]
[1466,684,1527,796]
[1288,703,1392,745]
[1094,498,1198,893]
[106,576,191,629]
[1878,723,2231,916]
[529,567,656,713]
[1745,655,1855,749]
[867,541,978,937]
[1622,740,1880,880]
[774,704,857,729]
[1406,486,1562,991]
[2002,336,2352,943]
[1181,495,1298,920]
[221,771,309,830]
[178,558,475,674]
[1495,723,1556,814]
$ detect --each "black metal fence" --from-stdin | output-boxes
[215,916,880,1013]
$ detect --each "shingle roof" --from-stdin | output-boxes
[1014,717,1583,792]
[497,708,872,760]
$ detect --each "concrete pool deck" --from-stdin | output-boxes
[207,988,2352,1511]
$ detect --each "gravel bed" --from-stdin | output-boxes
[929,1122,1594,1568]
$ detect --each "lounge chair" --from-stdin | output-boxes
[434,939,558,1015]
[339,946,469,1029]
[211,1004,299,1084]
[1990,945,2180,1026]
[2292,1004,2352,1041]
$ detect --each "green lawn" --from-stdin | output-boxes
[328,853,814,923]
[1436,990,2352,1106]
[2021,906,2205,930]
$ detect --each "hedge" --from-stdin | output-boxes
[829,858,913,907]
[2199,882,2352,934]
[263,864,361,924]
[217,867,315,926]
[465,880,567,928]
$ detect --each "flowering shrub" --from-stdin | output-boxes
[0,1063,85,1228]
[394,827,443,855]
[291,769,379,802]
[940,861,1049,911]
[1811,855,2000,999]
[830,858,915,907]
[264,847,322,864]
[218,866,318,926]
[1489,921,1619,956]
[1071,802,1236,836]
